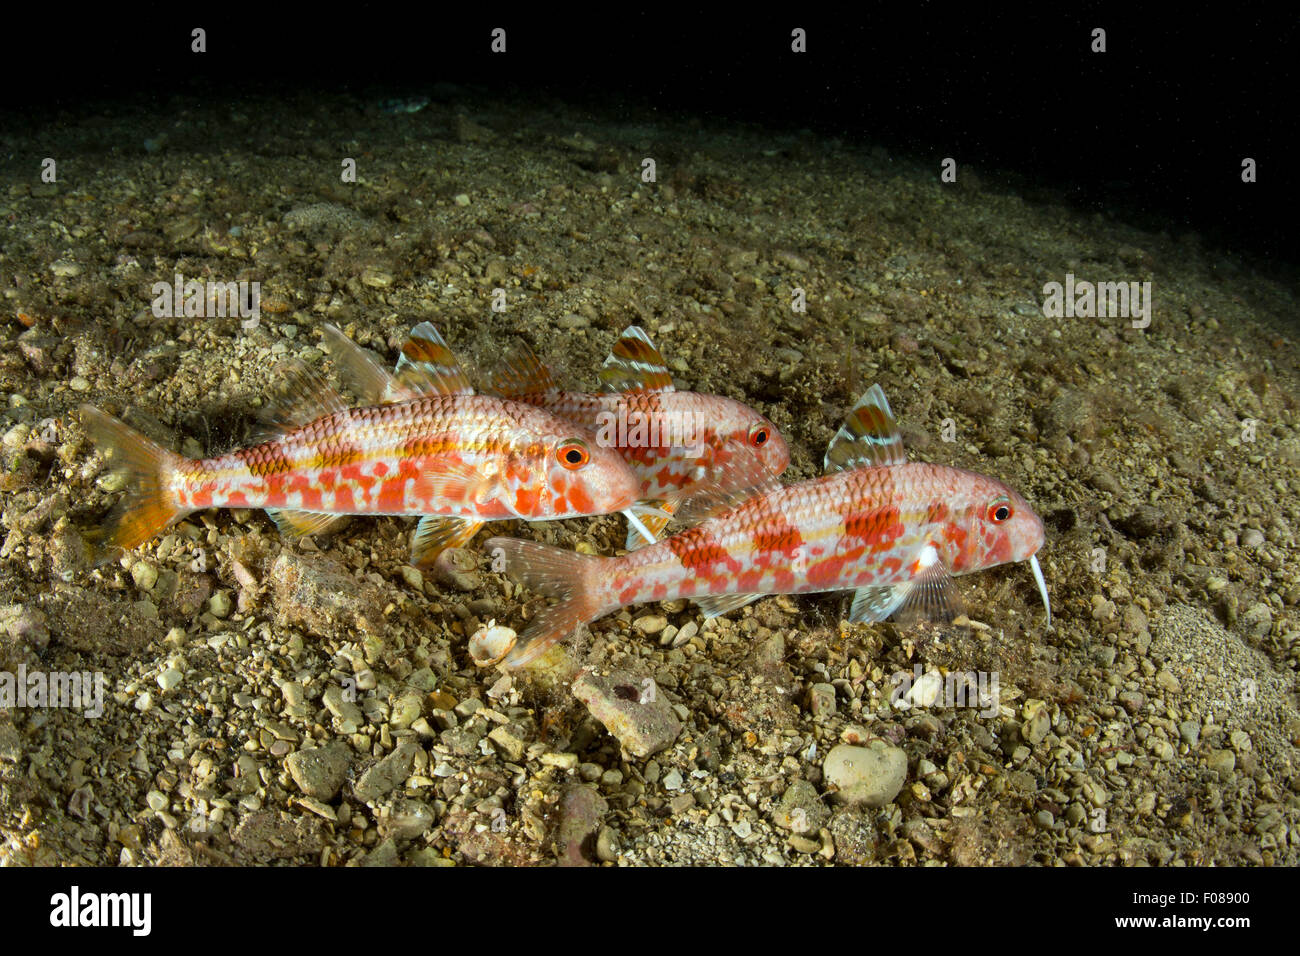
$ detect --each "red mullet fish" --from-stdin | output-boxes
[80,323,647,567]
[487,384,1051,667]
[485,325,791,549]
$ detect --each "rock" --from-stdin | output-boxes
[555,784,608,866]
[321,685,364,731]
[130,561,158,591]
[380,799,436,840]
[1021,699,1051,745]
[571,669,682,759]
[231,811,325,862]
[827,808,879,865]
[359,838,400,867]
[271,551,385,637]
[286,742,352,801]
[1242,603,1273,639]
[282,202,367,236]
[807,682,837,718]
[1,604,50,651]
[824,741,908,808]
[1206,749,1235,776]
[595,827,621,863]
[433,548,482,591]
[353,739,418,803]
[487,724,527,762]
[772,779,829,833]
[633,614,668,635]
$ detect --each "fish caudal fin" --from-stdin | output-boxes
[79,405,189,564]
[484,536,610,667]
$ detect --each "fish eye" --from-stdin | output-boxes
[748,423,770,447]
[988,498,1013,523]
[557,439,590,470]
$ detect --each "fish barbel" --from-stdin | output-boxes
[80,323,644,566]
[487,384,1051,667]
[484,325,791,548]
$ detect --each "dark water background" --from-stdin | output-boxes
[4,8,1295,269]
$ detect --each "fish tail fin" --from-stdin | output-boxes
[484,536,610,667]
[80,405,189,564]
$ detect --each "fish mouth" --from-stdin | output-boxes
[1027,553,1052,627]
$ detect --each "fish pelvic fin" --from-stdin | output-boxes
[484,536,610,668]
[79,405,190,565]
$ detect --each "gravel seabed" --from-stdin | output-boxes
[0,91,1296,866]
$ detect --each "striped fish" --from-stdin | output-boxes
[486,384,1051,667]
[483,325,791,549]
[80,323,646,567]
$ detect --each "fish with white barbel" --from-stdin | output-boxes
[79,323,650,567]
[486,384,1052,667]
[485,325,791,549]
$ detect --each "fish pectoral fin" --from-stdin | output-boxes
[266,509,348,539]
[411,515,484,567]
[598,325,676,394]
[693,592,763,619]
[423,461,495,505]
[676,457,783,526]
[847,584,912,624]
[823,383,907,473]
[624,500,676,550]
[394,322,475,396]
[895,549,965,626]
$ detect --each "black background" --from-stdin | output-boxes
[5,7,1294,264]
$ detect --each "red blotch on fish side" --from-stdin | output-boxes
[844,505,905,551]
[926,501,950,525]
[376,477,406,512]
[752,518,803,555]
[667,527,729,571]
[514,485,540,516]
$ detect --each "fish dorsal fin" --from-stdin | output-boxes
[598,325,676,394]
[253,360,349,442]
[487,340,560,399]
[823,384,907,473]
[320,323,412,405]
[675,449,783,527]
[393,322,475,396]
